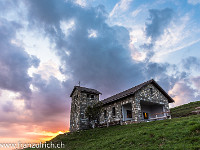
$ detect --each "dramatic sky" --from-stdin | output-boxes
[0,0,200,143]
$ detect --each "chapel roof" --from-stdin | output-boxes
[101,79,174,105]
[70,86,102,97]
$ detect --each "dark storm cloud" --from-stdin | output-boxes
[21,0,194,105]
[2,0,186,102]
[25,1,185,100]
[63,22,146,97]
[0,18,40,99]
[25,0,147,98]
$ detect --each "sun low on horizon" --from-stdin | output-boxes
[0,0,200,144]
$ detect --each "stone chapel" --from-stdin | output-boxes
[70,79,174,132]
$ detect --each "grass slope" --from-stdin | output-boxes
[49,115,200,150]
[170,101,200,118]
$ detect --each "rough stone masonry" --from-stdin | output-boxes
[70,79,174,132]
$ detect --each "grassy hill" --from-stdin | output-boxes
[46,115,200,150]
[28,101,200,150]
[170,101,200,118]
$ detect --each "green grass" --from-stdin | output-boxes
[41,115,200,150]
[170,101,200,118]
[26,101,200,150]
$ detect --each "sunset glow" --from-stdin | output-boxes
[26,131,68,142]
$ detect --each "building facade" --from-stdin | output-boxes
[70,79,174,132]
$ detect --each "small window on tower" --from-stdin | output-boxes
[104,110,107,118]
[91,95,94,99]
[87,94,90,98]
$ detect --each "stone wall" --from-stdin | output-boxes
[70,89,99,132]
[134,84,169,122]
[100,83,170,123]
[70,89,81,132]
[79,93,99,130]
[100,95,135,123]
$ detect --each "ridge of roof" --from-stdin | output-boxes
[101,79,174,104]
[70,86,101,97]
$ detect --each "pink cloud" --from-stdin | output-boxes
[168,81,197,107]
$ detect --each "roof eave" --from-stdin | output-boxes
[70,87,76,97]
[80,91,102,95]
[101,79,175,104]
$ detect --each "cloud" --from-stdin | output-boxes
[151,13,200,60]
[169,81,199,106]
[0,75,70,141]
[25,1,192,101]
[29,60,66,81]
[26,1,195,109]
[31,74,68,117]
[25,0,147,98]
[0,18,40,100]
[0,1,18,15]
[142,8,174,50]
[29,74,70,131]
[109,0,133,17]
[182,56,200,70]
[145,8,174,40]
[191,76,200,89]
[73,0,87,7]
[131,8,142,17]
[188,0,200,5]
[2,101,15,112]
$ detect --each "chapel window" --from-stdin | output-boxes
[104,110,107,118]
[143,112,149,119]
[91,94,94,99]
[150,88,153,95]
[127,110,132,118]
[112,107,116,116]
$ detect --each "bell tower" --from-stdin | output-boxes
[70,86,101,132]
